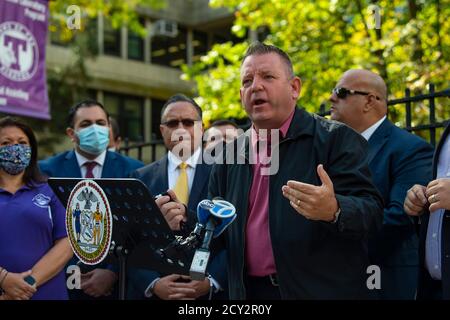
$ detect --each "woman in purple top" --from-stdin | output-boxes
[0,117,73,300]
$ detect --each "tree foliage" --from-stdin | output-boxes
[183,0,449,128]
[49,0,166,39]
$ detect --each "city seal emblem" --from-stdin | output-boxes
[66,180,113,265]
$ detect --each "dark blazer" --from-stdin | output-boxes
[417,122,450,299]
[131,154,211,214]
[367,118,433,299]
[39,150,144,179]
[209,108,384,299]
[129,154,227,299]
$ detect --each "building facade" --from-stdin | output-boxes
[46,0,236,162]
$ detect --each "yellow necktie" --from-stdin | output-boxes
[173,162,189,205]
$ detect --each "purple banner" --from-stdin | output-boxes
[0,0,50,119]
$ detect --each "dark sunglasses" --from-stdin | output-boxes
[162,119,198,128]
[332,87,381,100]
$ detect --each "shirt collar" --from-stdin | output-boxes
[251,109,295,147]
[167,147,201,172]
[361,115,386,141]
[75,150,107,167]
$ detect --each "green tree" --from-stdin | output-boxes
[183,0,449,131]
[49,0,166,39]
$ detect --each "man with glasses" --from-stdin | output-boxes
[330,69,434,299]
[128,94,226,300]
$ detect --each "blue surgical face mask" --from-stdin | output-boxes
[76,124,110,155]
[0,144,32,175]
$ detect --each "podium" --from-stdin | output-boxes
[48,178,191,300]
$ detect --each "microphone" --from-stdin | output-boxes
[190,198,236,281]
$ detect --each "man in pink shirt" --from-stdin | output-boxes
[207,42,383,299]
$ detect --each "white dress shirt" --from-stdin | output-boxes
[167,147,202,193]
[75,150,107,178]
[361,116,386,141]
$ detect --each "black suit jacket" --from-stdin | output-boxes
[130,154,227,296]
[131,154,211,215]
[209,108,384,299]
[417,122,450,299]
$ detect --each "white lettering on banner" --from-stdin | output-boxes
[0,98,6,105]
[24,8,46,22]
[19,0,47,14]
[0,87,4,94]
[5,87,29,101]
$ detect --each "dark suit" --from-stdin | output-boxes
[417,123,450,299]
[128,153,227,299]
[131,154,211,214]
[39,150,144,179]
[367,118,433,299]
[39,150,144,299]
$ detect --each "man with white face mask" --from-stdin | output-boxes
[39,99,143,300]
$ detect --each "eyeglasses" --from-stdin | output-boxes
[161,119,198,128]
[332,87,381,100]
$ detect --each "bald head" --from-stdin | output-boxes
[329,69,388,133]
[341,69,387,103]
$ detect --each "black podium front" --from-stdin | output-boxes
[49,178,191,300]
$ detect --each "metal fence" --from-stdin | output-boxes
[319,83,449,146]
[120,136,164,163]
[121,84,449,163]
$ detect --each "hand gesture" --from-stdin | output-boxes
[282,164,338,222]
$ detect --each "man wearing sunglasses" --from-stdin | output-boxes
[129,94,226,300]
[330,69,434,299]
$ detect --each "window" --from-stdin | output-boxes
[151,25,187,68]
[128,19,145,61]
[103,92,144,141]
[104,19,121,57]
[151,98,165,140]
[211,25,243,46]
[192,31,208,63]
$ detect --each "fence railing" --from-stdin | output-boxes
[119,138,164,163]
[319,84,449,146]
[121,84,449,163]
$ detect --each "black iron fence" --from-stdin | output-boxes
[319,83,449,146]
[121,84,449,163]
[120,136,164,163]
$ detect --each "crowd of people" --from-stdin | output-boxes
[0,42,449,300]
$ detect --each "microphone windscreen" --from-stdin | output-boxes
[213,214,236,237]
[197,199,215,225]
[210,199,236,218]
